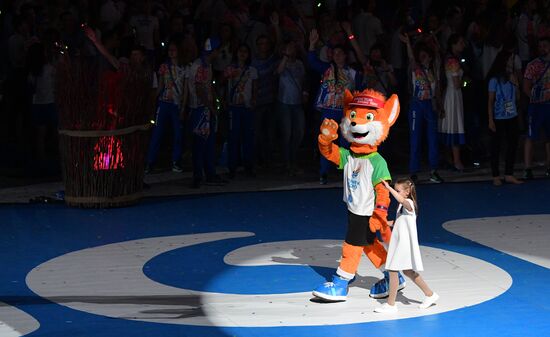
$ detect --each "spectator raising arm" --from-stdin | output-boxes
[399,32,416,69]
[307,29,330,74]
[340,21,367,66]
[84,26,120,70]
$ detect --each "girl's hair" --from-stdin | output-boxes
[369,43,386,58]
[168,39,186,65]
[446,33,463,54]
[233,43,252,66]
[413,41,433,64]
[487,50,512,82]
[394,177,418,213]
[330,44,347,83]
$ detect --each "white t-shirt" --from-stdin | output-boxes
[339,150,391,216]
[30,64,56,105]
[352,12,383,56]
[516,13,540,62]
[129,15,159,51]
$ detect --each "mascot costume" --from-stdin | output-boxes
[312,88,406,301]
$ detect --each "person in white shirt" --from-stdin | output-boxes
[351,0,383,56]
[129,0,159,61]
[27,42,58,163]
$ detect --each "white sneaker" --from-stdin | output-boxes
[374,303,398,313]
[419,292,439,309]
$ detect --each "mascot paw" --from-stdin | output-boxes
[369,218,382,233]
[319,118,339,142]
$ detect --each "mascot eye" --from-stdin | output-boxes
[350,111,357,119]
[366,113,375,121]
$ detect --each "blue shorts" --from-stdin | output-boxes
[527,103,550,140]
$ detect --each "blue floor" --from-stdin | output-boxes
[1,180,549,337]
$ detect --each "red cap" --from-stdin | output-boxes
[349,94,385,109]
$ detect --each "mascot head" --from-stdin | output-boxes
[340,89,400,154]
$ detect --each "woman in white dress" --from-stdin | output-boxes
[374,178,439,313]
[439,34,466,171]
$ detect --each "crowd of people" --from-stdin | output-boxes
[1,0,549,188]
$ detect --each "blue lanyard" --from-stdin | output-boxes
[167,62,181,95]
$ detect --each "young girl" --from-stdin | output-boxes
[487,50,523,186]
[186,38,225,188]
[374,178,439,313]
[276,40,306,176]
[439,34,466,172]
[146,40,186,173]
[224,43,258,178]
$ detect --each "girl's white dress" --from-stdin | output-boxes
[385,199,424,271]
[438,57,465,145]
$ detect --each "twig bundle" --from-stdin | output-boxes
[56,57,154,208]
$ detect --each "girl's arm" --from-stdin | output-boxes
[276,53,289,74]
[381,180,413,212]
[180,77,188,119]
[487,90,496,132]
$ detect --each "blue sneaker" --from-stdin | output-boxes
[312,275,349,301]
[369,271,406,299]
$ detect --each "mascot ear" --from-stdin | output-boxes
[344,89,354,106]
[385,94,400,126]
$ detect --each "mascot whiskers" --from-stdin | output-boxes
[312,88,406,301]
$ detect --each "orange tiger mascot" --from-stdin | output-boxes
[312,88,406,301]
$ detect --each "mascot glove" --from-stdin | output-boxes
[319,118,339,143]
[369,209,387,233]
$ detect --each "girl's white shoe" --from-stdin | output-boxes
[419,292,439,309]
[374,303,398,313]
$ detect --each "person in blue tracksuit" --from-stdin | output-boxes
[146,40,186,173]
[399,32,444,183]
[186,37,227,188]
[224,43,258,178]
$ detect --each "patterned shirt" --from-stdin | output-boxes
[524,58,550,104]
[158,62,186,105]
[412,65,436,100]
[186,59,213,109]
[225,65,258,108]
[314,66,357,112]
